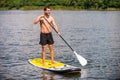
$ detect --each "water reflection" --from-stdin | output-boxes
[40,70,55,80]
[40,70,81,80]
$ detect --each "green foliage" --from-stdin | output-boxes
[0,0,120,10]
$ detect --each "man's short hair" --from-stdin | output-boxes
[44,6,50,11]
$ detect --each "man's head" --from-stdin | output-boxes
[44,7,51,16]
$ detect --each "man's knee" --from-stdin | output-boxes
[42,45,46,48]
[48,44,53,48]
[42,45,46,52]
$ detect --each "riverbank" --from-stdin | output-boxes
[0,6,120,11]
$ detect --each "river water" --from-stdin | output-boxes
[0,10,120,80]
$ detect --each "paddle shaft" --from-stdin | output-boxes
[43,17,74,52]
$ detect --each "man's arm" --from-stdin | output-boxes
[51,17,60,35]
[34,15,44,24]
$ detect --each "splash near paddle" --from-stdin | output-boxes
[28,58,81,73]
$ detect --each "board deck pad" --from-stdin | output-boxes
[28,58,81,73]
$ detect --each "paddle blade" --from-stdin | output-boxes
[74,51,87,66]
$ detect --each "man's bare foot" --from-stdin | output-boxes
[51,61,56,64]
[42,63,46,66]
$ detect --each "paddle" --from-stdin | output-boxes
[43,17,87,66]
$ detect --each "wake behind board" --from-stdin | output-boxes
[28,58,81,73]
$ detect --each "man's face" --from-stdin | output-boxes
[44,8,51,16]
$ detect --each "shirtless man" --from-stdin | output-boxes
[34,7,60,66]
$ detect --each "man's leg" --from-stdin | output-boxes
[42,45,46,66]
[48,44,55,64]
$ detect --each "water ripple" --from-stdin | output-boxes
[0,10,120,80]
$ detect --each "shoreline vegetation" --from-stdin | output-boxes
[0,0,120,11]
[0,6,120,11]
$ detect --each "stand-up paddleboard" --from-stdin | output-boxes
[28,58,81,73]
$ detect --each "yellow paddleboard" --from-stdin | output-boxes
[28,58,81,73]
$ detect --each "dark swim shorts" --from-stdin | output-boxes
[39,32,54,45]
